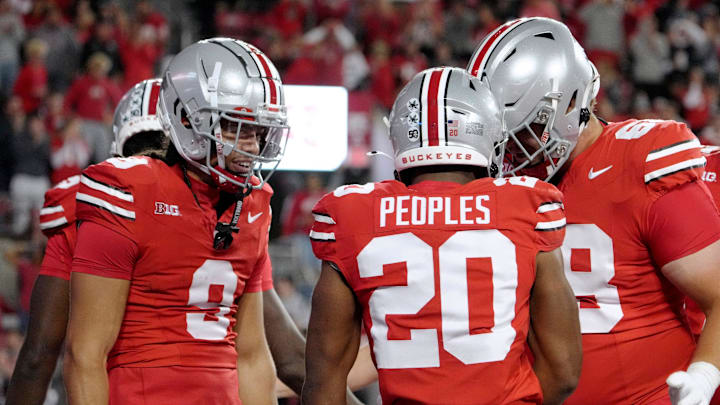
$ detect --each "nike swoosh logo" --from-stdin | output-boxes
[588,165,613,179]
[248,212,263,223]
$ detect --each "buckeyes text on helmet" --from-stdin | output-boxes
[157,37,289,192]
[467,17,600,181]
[388,66,507,178]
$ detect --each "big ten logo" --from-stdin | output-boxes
[154,202,181,216]
[703,171,717,183]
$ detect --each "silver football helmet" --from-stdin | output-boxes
[157,37,289,191]
[467,17,600,181]
[389,67,505,177]
[111,78,164,157]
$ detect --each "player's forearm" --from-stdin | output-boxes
[533,359,577,405]
[268,333,305,394]
[63,349,109,405]
[301,374,348,405]
[7,345,63,405]
[236,352,278,405]
[264,288,306,394]
[692,301,720,370]
[528,327,580,405]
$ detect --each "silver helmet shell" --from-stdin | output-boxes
[157,37,289,191]
[467,17,600,181]
[389,67,505,176]
[111,78,164,157]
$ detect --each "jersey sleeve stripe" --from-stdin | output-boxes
[40,217,68,230]
[77,192,136,220]
[309,230,335,241]
[80,175,134,202]
[644,157,706,184]
[535,217,566,231]
[536,201,564,214]
[40,205,64,215]
[312,212,336,225]
[646,139,701,162]
[701,145,720,155]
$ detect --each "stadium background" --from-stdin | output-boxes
[0,0,717,402]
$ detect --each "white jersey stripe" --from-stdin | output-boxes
[40,217,68,230]
[644,157,706,183]
[535,218,566,230]
[313,213,336,225]
[40,205,65,215]
[646,139,701,162]
[77,193,136,219]
[309,230,335,241]
[536,202,564,214]
[81,175,134,202]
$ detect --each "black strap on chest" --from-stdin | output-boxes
[213,187,252,250]
[180,163,253,250]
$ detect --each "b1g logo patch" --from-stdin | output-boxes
[154,202,181,216]
[408,128,419,141]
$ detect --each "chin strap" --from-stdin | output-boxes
[578,62,600,134]
[213,186,253,250]
[210,165,247,194]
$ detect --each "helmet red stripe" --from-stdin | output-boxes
[468,19,524,77]
[147,81,161,115]
[267,78,278,105]
[253,56,277,104]
[427,69,443,146]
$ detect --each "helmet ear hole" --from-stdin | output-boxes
[180,108,192,129]
[565,90,578,115]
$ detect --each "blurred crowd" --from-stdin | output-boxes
[1,0,720,402]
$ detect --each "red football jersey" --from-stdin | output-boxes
[558,119,718,405]
[684,146,720,338]
[39,175,80,281]
[311,177,566,404]
[74,156,273,370]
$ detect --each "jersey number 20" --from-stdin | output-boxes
[358,230,518,369]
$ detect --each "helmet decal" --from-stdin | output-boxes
[112,78,164,157]
[388,67,506,176]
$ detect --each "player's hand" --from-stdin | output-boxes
[668,371,708,405]
[667,362,720,405]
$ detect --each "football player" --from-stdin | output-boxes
[63,39,285,404]
[302,67,581,404]
[469,17,720,405]
[6,78,166,405]
[8,75,360,405]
